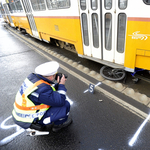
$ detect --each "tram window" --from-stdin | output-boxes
[31,0,39,11]
[0,4,5,14]
[119,0,127,9]
[46,0,70,10]
[91,0,97,10]
[39,0,46,10]
[117,13,126,53]
[80,0,86,10]
[9,3,17,13]
[81,13,89,46]
[30,0,46,11]
[92,13,99,48]
[105,0,112,10]
[3,4,7,13]
[15,0,23,11]
[105,13,112,50]
[0,8,5,15]
[143,0,150,4]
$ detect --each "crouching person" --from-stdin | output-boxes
[12,61,72,132]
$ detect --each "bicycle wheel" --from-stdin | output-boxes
[100,66,126,81]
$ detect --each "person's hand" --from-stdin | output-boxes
[57,74,67,85]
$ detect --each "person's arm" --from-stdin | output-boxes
[29,75,67,107]
[38,82,67,107]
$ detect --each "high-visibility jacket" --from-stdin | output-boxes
[12,76,56,125]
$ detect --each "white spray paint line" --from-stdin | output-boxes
[0,115,25,146]
[83,82,101,93]
[129,113,150,147]
[0,128,25,146]
[1,116,18,130]
[83,89,89,93]
[66,96,73,105]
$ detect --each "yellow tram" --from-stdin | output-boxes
[1,0,150,80]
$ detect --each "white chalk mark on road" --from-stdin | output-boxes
[129,113,150,147]
[0,115,25,146]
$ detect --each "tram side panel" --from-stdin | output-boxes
[31,0,84,55]
[124,0,150,72]
[11,14,32,35]
[2,15,7,22]
[7,0,33,35]
[2,0,84,55]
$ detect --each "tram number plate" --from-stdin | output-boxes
[89,84,95,94]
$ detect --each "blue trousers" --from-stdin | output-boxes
[38,100,70,125]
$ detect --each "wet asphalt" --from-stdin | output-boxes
[1,20,150,150]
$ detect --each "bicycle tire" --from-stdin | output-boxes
[100,66,126,81]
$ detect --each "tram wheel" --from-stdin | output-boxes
[100,66,126,81]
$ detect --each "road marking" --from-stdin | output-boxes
[0,116,25,146]
[129,113,150,146]
[83,82,101,93]
[66,96,73,105]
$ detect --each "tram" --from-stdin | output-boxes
[0,0,150,81]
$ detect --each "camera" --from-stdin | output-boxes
[55,73,68,82]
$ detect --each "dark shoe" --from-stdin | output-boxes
[52,117,72,132]
[42,123,54,131]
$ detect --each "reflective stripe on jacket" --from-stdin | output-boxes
[12,77,56,124]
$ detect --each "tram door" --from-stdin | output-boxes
[102,0,127,64]
[3,3,14,27]
[21,0,39,38]
[79,0,102,59]
[80,0,127,65]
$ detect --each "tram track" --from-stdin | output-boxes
[135,74,150,84]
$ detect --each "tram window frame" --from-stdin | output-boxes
[0,4,5,14]
[46,0,70,10]
[91,0,98,10]
[81,13,89,46]
[3,4,8,14]
[0,8,5,15]
[92,13,99,48]
[80,0,86,10]
[105,13,112,50]
[117,13,127,53]
[15,0,23,12]
[118,0,128,10]
[9,2,17,13]
[30,0,46,11]
[8,0,23,13]
[143,0,150,4]
[104,0,112,10]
